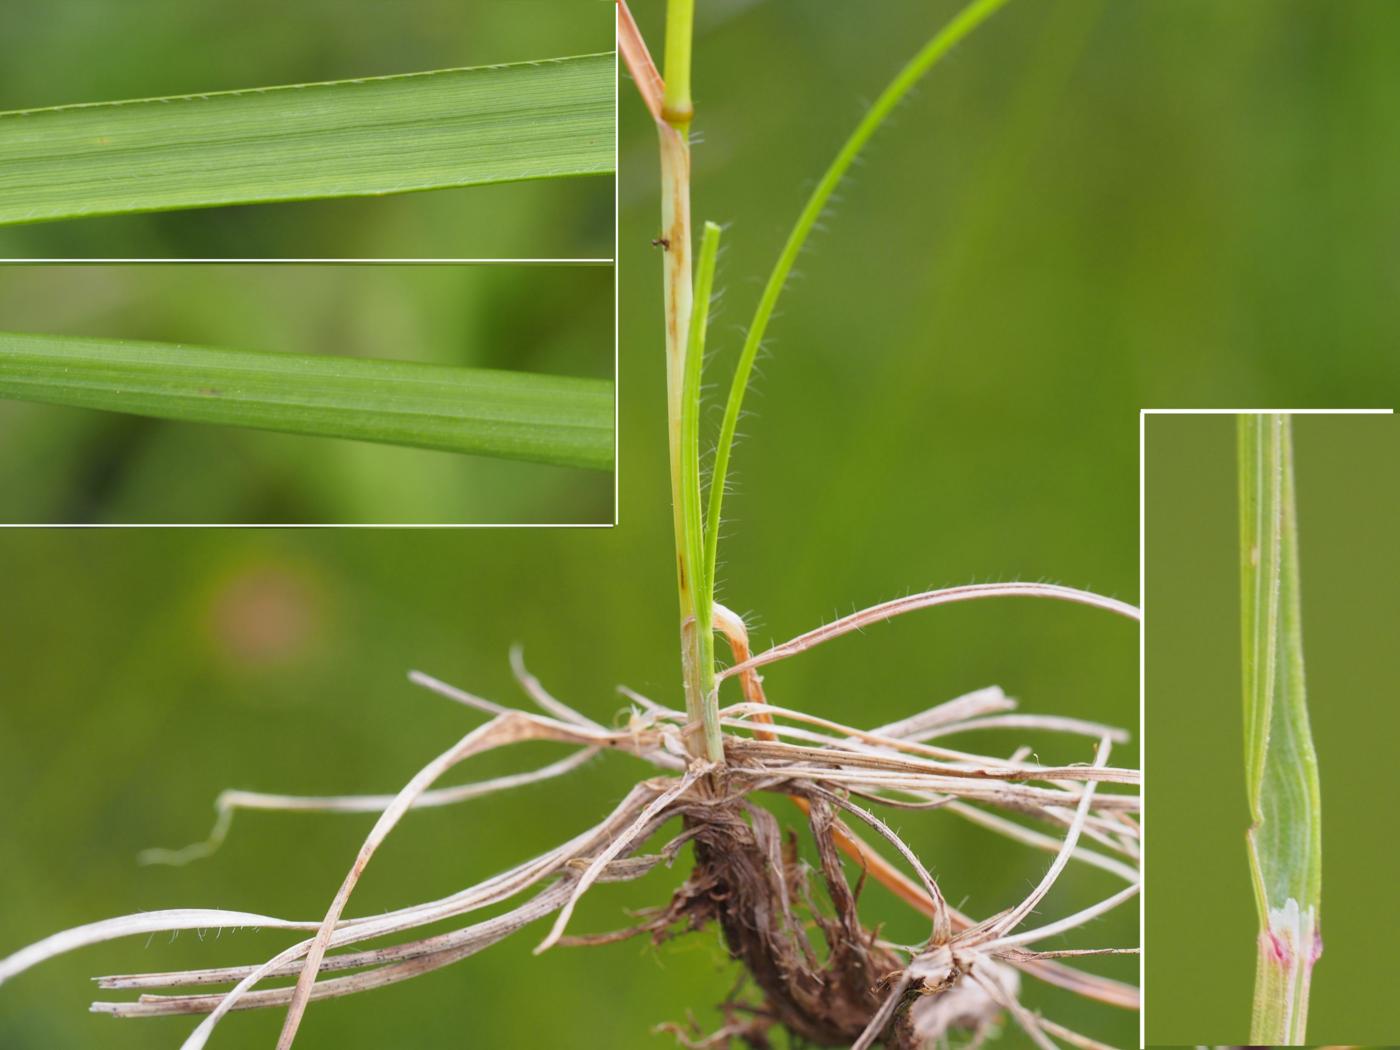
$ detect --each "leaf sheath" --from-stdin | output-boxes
[0,332,613,471]
[0,53,614,226]
[1238,413,1321,1044]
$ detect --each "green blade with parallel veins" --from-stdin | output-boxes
[0,331,613,471]
[0,53,614,226]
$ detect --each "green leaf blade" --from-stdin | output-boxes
[680,221,722,763]
[1238,413,1321,1043]
[0,53,615,226]
[0,332,614,471]
[704,0,1013,592]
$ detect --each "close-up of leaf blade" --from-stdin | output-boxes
[0,53,614,226]
[1238,413,1322,1043]
[0,332,613,471]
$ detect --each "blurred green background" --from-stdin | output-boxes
[1146,414,1400,1045]
[0,264,614,524]
[0,0,614,259]
[2,0,1399,1046]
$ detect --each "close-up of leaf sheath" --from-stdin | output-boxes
[0,53,613,226]
[1238,413,1322,1044]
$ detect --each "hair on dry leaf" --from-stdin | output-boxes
[0,582,1139,1049]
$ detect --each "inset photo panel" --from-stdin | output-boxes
[0,1,614,260]
[0,263,614,525]
[1144,408,1400,1046]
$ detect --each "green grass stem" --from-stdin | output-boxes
[661,0,695,127]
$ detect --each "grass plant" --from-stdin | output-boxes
[0,3,1139,1047]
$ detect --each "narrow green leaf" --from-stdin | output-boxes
[0,53,614,226]
[1238,413,1321,1044]
[0,332,613,471]
[704,0,1013,596]
[680,221,722,763]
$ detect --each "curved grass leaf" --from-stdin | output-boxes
[0,332,613,471]
[0,53,614,226]
[1238,413,1321,1044]
[702,0,1012,597]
